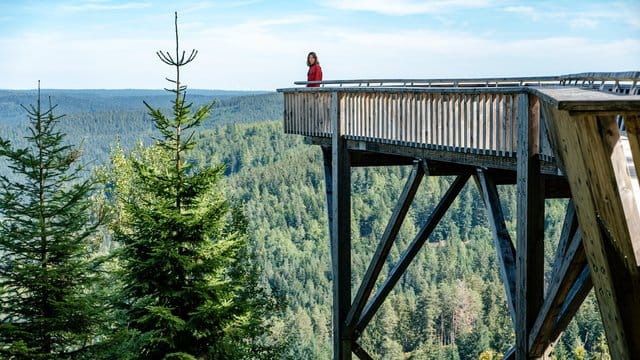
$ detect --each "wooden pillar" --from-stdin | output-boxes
[541,106,640,360]
[516,94,545,360]
[329,92,352,359]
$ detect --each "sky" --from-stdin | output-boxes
[0,0,639,90]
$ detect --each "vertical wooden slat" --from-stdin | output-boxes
[419,93,427,144]
[457,94,462,150]
[297,92,301,135]
[502,95,508,157]
[511,94,516,155]
[437,94,445,150]
[467,96,472,152]
[446,95,451,150]
[474,95,480,154]
[429,94,434,146]
[492,94,497,153]
[496,95,502,156]
[383,93,388,142]
[480,95,489,154]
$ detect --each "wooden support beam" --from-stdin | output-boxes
[625,115,640,191]
[475,169,517,326]
[503,347,516,360]
[346,162,424,334]
[355,172,471,333]
[552,264,592,341]
[329,92,352,359]
[528,224,591,356]
[516,93,546,360]
[349,151,416,167]
[542,176,571,199]
[352,342,373,360]
[541,103,640,360]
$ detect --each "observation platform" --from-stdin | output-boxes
[278,72,640,360]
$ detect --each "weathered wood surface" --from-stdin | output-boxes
[328,92,353,360]
[528,204,591,356]
[282,76,640,359]
[533,87,640,112]
[515,94,546,360]
[283,89,534,158]
[541,104,640,360]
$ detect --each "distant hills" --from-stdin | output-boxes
[0,89,275,124]
[0,89,283,172]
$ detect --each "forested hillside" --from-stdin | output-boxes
[188,121,608,359]
[0,93,608,359]
[0,90,282,167]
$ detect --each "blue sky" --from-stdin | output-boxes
[0,0,638,90]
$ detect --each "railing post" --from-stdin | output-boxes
[516,93,545,360]
[329,92,352,359]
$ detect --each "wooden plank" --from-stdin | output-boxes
[503,347,516,360]
[489,95,497,153]
[550,264,592,343]
[356,173,471,333]
[330,92,352,359]
[540,103,640,360]
[528,226,590,357]
[346,162,424,333]
[352,342,373,360]
[439,94,444,149]
[348,151,416,167]
[475,94,480,153]
[476,169,517,325]
[625,115,640,194]
[516,93,545,360]
[502,95,507,156]
[532,87,640,112]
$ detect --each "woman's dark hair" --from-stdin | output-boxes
[307,52,319,66]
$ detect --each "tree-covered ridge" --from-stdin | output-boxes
[0,92,282,176]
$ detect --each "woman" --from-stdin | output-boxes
[307,52,323,87]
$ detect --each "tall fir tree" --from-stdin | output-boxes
[105,13,278,359]
[0,84,107,359]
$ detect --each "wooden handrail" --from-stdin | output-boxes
[293,71,640,88]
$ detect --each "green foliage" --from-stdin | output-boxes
[0,88,107,359]
[98,14,279,360]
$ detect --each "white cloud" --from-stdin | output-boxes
[321,0,493,16]
[501,2,640,29]
[503,6,535,15]
[60,1,151,12]
[570,17,599,30]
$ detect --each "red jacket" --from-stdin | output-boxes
[307,63,322,87]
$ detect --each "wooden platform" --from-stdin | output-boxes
[278,73,640,360]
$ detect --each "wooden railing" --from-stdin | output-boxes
[282,88,555,159]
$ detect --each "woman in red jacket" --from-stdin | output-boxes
[307,52,322,87]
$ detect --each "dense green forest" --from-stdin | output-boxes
[0,91,609,359]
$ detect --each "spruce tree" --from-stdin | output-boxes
[106,13,277,359]
[0,84,106,359]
